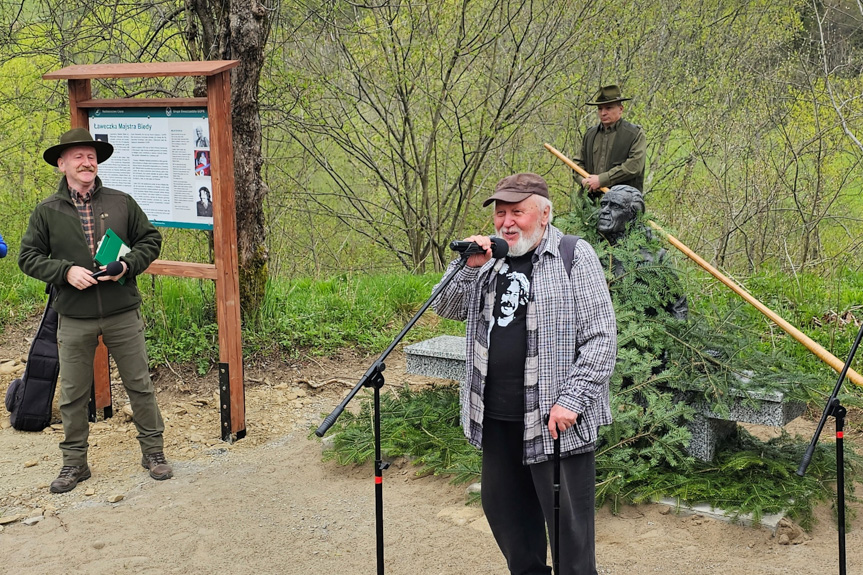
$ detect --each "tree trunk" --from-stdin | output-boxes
[224,1,270,319]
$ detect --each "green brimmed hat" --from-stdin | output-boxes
[585,85,631,106]
[43,128,114,167]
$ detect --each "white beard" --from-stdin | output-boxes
[498,224,544,257]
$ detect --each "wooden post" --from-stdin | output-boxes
[93,336,112,416]
[66,78,114,417]
[207,70,246,438]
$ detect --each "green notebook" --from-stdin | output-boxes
[95,228,131,285]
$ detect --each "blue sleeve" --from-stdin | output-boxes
[0,231,7,258]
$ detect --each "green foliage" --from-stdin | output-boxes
[146,321,218,375]
[249,273,464,357]
[141,276,218,374]
[695,267,863,386]
[0,274,50,332]
[321,383,481,484]
[130,272,465,370]
[321,387,855,529]
[634,428,861,530]
[558,205,829,514]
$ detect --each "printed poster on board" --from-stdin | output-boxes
[89,107,214,230]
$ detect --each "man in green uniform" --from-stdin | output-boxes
[575,85,646,196]
[19,128,172,493]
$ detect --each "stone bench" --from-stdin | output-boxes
[404,335,469,383]
[403,335,805,462]
[674,385,806,461]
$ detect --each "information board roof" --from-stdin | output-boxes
[43,61,239,80]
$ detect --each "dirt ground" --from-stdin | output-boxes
[1,318,862,575]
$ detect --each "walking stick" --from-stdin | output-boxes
[543,142,863,388]
[553,424,561,575]
[545,414,561,575]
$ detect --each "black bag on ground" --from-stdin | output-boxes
[5,286,60,431]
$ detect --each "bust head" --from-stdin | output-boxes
[597,185,644,243]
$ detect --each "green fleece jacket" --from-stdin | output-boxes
[19,176,162,319]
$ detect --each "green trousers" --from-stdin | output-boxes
[56,308,165,466]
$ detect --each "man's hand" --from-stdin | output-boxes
[66,265,99,291]
[462,235,494,268]
[548,404,580,440]
[96,260,128,282]
[581,174,602,191]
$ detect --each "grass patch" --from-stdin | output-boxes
[321,383,481,485]
[0,272,56,333]
[133,272,464,370]
[248,273,464,358]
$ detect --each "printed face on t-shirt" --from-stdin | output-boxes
[497,270,529,327]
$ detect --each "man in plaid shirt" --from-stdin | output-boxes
[433,173,617,575]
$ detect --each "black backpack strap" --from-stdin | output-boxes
[559,235,580,277]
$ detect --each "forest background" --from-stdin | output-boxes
[1,0,863,523]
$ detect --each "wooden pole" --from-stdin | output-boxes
[208,70,246,438]
[544,142,863,388]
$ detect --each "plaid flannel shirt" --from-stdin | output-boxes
[432,224,616,464]
[69,185,96,256]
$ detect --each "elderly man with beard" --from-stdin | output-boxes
[432,173,617,575]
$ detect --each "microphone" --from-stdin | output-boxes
[450,236,508,258]
[91,260,125,279]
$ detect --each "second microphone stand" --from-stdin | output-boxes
[797,315,863,575]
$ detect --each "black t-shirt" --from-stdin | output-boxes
[484,251,534,421]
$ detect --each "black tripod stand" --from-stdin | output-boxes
[797,318,863,575]
[315,254,473,575]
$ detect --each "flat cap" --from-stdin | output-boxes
[483,173,549,207]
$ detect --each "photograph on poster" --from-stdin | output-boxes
[194,125,209,148]
[195,150,211,176]
[196,185,213,217]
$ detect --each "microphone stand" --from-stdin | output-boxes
[797,318,863,575]
[315,254,472,575]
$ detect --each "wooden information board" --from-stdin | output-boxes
[43,61,246,441]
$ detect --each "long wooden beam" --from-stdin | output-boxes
[544,142,863,388]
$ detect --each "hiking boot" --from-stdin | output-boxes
[141,451,173,480]
[50,464,91,493]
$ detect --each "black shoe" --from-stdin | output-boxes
[141,452,173,480]
[50,464,91,493]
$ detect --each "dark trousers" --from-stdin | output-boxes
[482,418,597,575]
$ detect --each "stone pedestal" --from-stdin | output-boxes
[404,335,468,382]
